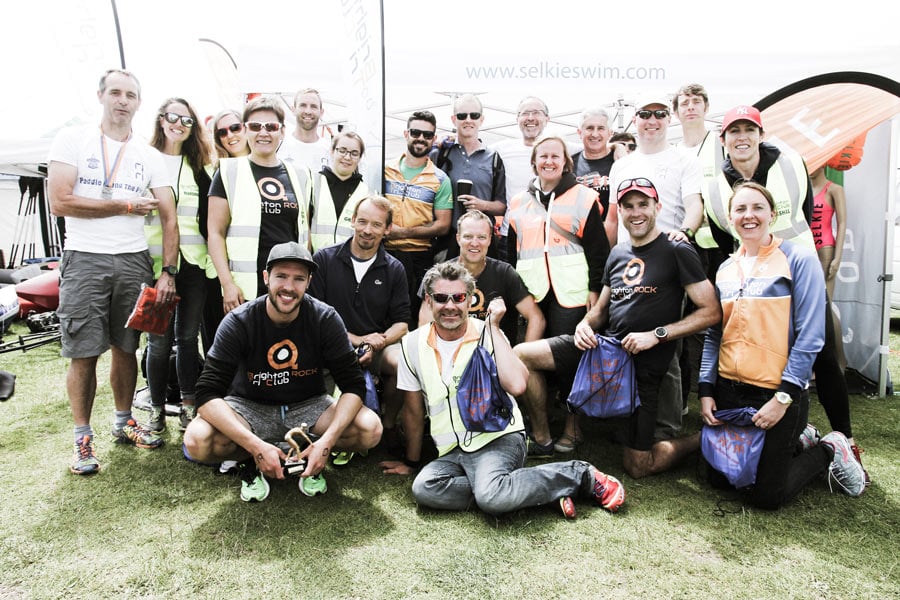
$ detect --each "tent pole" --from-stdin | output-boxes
[878,118,899,397]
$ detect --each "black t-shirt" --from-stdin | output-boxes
[195,295,364,406]
[209,160,300,295]
[602,234,707,371]
[573,151,615,221]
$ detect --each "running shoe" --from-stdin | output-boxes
[299,474,327,496]
[112,419,164,449]
[238,463,270,502]
[850,444,871,488]
[145,406,166,435]
[218,460,239,475]
[71,435,100,475]
[590,468,625,512]
[526,436,554,458]
[332,451,355,466]
[179,404,196,432]
[798,423,821,452]
[559,496,576,519]
[821,432,866,497]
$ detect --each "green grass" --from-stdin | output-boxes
[0,321,898,599]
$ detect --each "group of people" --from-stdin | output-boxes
[46,69,866,519]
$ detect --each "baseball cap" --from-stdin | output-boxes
[720,105,763,133]
[634,93,670,111]
[265,241,318,272]
[616,177,659,203]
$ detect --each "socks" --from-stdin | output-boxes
[113,410,132,432]
[74,424,93,442]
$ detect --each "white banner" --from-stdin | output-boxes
[834,120,896,386]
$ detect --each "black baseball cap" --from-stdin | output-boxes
[265,242,318,273]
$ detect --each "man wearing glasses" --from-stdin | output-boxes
[380,261,625,519]
[494,96,551,262]
[527,180,719,480]
[430,94,507,260]
[383,111,453,327]
[48,69,178,475]
[607,94,705,441]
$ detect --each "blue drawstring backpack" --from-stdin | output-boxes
[356,344,380,414]
[566,335,640,418]
[455,323,513,433]
[701,407,766,489]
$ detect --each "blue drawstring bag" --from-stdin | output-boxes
[701,407,766,489]
[355,343,380,414]
[566,335,640,418]
[362,370,380,414]
[456,323,513,433]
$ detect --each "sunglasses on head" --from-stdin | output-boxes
[455,112,481,121]
[408,128,435,140]
[625,142,637,151]
[216,122,244,137]
[246,121,282,133]
[617,177,654,192]
[161,112,194,127]
[635,109,670,120]
[430,292,468,305]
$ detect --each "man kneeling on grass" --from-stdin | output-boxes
[380,261,624,518]
[183,242,382,502]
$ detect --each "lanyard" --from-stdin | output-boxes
[99,127,131,197]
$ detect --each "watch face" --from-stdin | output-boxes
[655,327,668,339]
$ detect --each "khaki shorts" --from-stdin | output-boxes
[57,250,153,358]
[224,394,334,443]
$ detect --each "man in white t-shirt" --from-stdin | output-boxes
[493,96,550,262]
[607,95,703,247]
[47,69,178,476]
[278,87,332,175]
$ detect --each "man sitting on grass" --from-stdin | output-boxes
[183,242,382,502]
[380,261,624,518]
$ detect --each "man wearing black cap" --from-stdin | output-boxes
[518,179,719,479]
[184,241,382,502]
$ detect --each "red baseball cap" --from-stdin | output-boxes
[720,105,763,134]
[616,177,659,203]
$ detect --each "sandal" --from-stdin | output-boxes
[553,432,583,453]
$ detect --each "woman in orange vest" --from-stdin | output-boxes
[508,135,610,455]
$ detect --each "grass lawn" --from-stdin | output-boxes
[0,319,898,599]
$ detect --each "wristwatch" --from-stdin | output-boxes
[162,265,178,277]
[679,226,695,241]
[654,326,669,341]
[774,391,793,406]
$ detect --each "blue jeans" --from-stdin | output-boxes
[411,432,595,516]
[146,260,208,405]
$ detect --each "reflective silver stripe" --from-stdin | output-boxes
[228,259,257,273]
[427,397,449,417]
[772,153,809,239]
[179,234,206,244]
[227,225,259,237]
[176,204,198,217]
[516,247,545,260]
[431,430,457,447]
[145,214,162,226]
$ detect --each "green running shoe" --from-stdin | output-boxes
[112,419,164,449]
[299,473,327,496]
[239,463,270,502]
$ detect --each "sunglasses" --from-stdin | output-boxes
[635,109,670,120]
[246,121,282,133]
[617,177,654,192]
[408,128,436,140]
[625,142,637,151]
[334,147,361,158]
[455,112,482,121]
[216,122,244,138]
[161,112,194,127]
[430,292,468,305]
